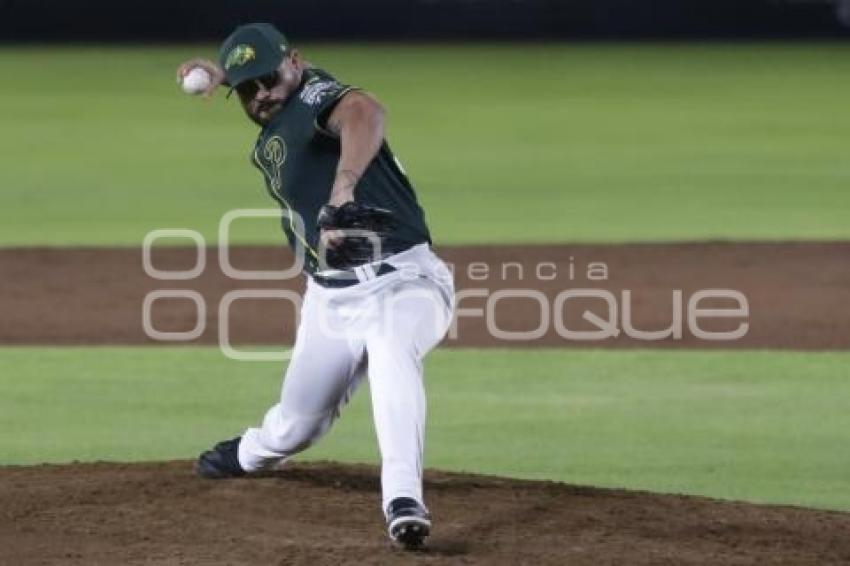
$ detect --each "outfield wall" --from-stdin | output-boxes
[2,0,849,42]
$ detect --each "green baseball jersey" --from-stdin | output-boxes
[251,67,431,275]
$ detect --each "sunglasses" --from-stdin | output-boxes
[235,71,281,99]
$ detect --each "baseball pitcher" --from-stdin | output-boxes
[177,23,454,549]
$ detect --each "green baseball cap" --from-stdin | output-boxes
[219,23,289,95]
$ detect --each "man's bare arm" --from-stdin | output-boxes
[325,91,386,206]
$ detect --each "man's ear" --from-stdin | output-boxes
[289,49,302,69]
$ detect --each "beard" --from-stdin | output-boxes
[256,106,281,124]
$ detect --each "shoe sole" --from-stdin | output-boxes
[388,516,431,549]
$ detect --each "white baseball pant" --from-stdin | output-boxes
[238,243,454,514]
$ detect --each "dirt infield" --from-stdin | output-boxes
[1,242,849,349]
[1,461,848,565]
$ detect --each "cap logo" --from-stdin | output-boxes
[224,44,256,70]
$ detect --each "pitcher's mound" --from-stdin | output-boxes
[1,461,848,565]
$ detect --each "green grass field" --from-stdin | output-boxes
[2,347,848,511]
[1,43,849,245]
[1,43,847,516]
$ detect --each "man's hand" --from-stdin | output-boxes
[176,58,226,99]
[319,227,345,250]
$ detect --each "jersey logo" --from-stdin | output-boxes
[224,44,256,70]
[252,136,318,260]
[299,79,338,106]
[259,136,286,195]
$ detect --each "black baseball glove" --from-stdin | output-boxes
[316,201,396,270]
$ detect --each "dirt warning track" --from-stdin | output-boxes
[1,242,848,349]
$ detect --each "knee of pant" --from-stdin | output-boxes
[262,413,332,453]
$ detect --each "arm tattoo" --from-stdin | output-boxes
[336,169,360,190]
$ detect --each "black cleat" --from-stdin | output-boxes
[196,437,245,479]
[387,497,431,549]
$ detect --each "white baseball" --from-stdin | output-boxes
[181,67,212,95]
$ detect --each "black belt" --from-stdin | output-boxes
[312,263,397,289]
